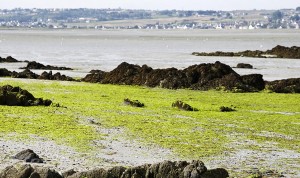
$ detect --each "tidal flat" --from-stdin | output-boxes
[0,78,299,177]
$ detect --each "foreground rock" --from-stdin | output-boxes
[0,56,20,63]
[192,45,300,59]
[0,85,52,106]
[0,160,228,178]
[13,149,44,163]
[82,61,265,92]
[65,160,229,178]
[0,164,62,178]
[20,61,73,70]
[266,78,300,93]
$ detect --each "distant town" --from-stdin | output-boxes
[0,8,300,30]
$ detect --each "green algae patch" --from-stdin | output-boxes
[0,79,299,158]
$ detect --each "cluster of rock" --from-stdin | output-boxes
[0,68,75,81]
[0,55,299,93]
[82,61,265,92]
[266,78,300,93]
[0,159,229,178]
[20,61,73,70]
[192,45,300,59]
[0,85,52,106]
[0,56,20,63]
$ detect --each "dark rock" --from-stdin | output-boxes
[192,45,300,59]
[13,149,43,163]
[266,78,300,93]
[82,61,264,92]
[0,68,12,77]
[0,85,52,106]
[20,61,73,70]
[236,63,253,69]
[11,69,39,79]
[220,106,236,112]
[38,71,75,81]
[241,74,265,91]
[172,101,198,111]
[81,70,106,83]
[0,56,20,63]
[124,98,145,107]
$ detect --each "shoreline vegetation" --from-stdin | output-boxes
[0,46,299,177]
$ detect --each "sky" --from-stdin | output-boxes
[0,0,299,10]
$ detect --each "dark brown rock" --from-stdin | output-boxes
[192,45,300,59]
[82,61,265,92]
[236,63,253,69]
[0,56,20,63]
[38,71,75,81]
[20,61,73,70]
[11,69,39,79]
[0,85,52,106]
[0,68,12,77]
[266,78,300,93]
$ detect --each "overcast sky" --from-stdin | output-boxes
[0,0,299,10]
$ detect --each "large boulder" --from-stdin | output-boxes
[266,78,300,93]
[0,85,52,106]
[0,68,12,77]
[82,61,264,92]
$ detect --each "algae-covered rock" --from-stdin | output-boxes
[0,85,52,106]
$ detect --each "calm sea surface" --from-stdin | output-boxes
[0,29,300,80]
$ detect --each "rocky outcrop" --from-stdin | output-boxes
[192,45,300,59]
[0,56,20,63]
[13,149,44,163]
[0,164,62,178]
[11,69,39,79]
[82,61,265,92]
[266,78,300,93]
[0,68,12,77]
[0,85,52,106]
[65,160,229,178]
[38,71,76,81]
[20,61,73,70]
[0,160,228,178]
